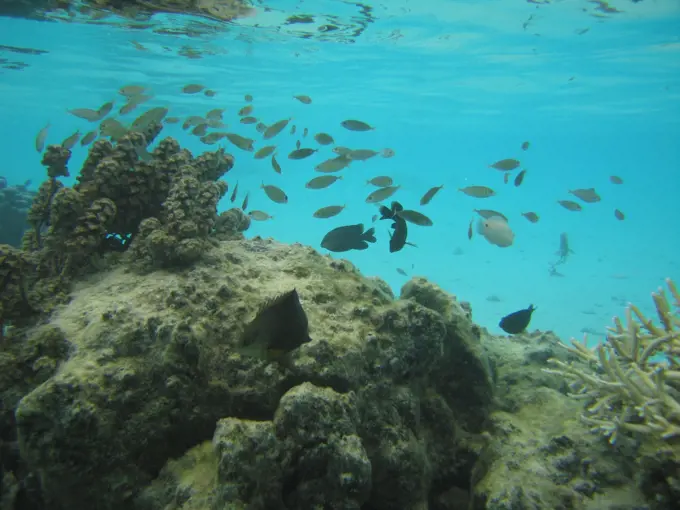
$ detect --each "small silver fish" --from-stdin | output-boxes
[313,205,345,218]
[306,175,343,189]
[261,183,288,204]
[254,145,277,159]
[249,210,273,221]
[288,148,317,160]
[459,186,495,198]
[365,185,400,203]
[341,119,374,131]
[419,185,443,205]
[271,154,282,174]
[367,176,393,187]
[35,122,50,152]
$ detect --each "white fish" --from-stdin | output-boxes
[477,216,514,248]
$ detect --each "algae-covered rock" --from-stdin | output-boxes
[470,331,648,510]
[274,383,372,509]
[10,238,494,509]
[0,324,70,509]
[5,235,652,509]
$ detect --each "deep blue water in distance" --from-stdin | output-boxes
[1,0,679,343]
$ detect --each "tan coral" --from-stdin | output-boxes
[545,278,680,444]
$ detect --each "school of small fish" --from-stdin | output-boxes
[32,85,629,261]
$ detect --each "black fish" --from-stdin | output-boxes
[379,201,408,253]
[321,224,376,252]
[379,200,403,220]
[499,305,536,334]
[238,289,311,362]
[388,216,408,253]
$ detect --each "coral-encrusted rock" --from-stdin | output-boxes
[11,239,492,509]
[401,277,494,429]
[212,418,284,508]
[274,383,372,509]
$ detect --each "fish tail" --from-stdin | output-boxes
[363,227,376,243]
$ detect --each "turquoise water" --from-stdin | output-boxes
[1,0,678,342]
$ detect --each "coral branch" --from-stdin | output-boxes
[545,279,680,443]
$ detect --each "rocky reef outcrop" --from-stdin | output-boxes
[2,233,668,509]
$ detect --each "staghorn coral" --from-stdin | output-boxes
[545,278,680,444]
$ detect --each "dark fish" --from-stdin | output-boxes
[499,305,536,334]
[614,209,625,221]
[321,224,376,252]
[378,202,408,252]
[378,200,403,220]
[514,169,527,187]
[521,141,530,151]
[237,289,312,363]
[388,217,408,253]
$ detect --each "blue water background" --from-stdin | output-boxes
[1,0,678,343]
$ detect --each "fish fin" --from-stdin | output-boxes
[405,242,418,248]
[363,227,376,243]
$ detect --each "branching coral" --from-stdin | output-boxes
[545,278,680,444]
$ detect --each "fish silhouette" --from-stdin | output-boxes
[499,305,536,334]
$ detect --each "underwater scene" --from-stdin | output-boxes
[1,0,679,508]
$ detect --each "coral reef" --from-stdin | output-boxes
[2,232,668,510]
[0,178,35,248]
[1,123,676,509]
[0,126,234,332]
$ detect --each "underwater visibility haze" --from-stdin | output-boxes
[0,0,679,508]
